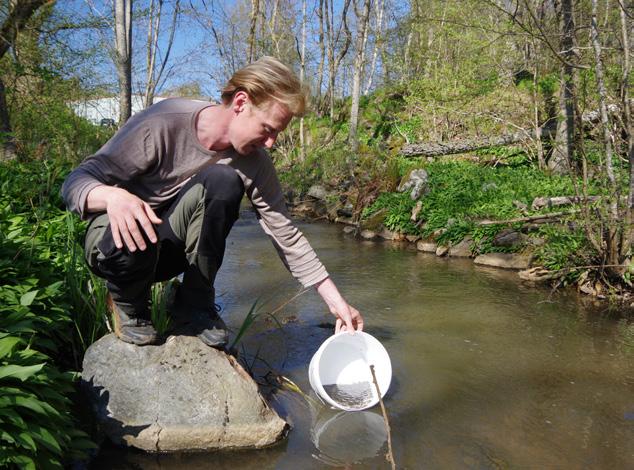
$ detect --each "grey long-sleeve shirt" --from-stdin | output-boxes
[62,98,329,287]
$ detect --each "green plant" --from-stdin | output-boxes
[150,281,174,336]
[533,224,596,285]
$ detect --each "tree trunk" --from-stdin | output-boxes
[0,0,48,161]
[619,1,633,254]
[299,0,307,162]
[549,0,575,175]
[316,0,326,114]
[248,0,260,62]
[115,0,133,125]
[364,0,384,95]
[326,0,352,120]
[144,0,179,108]
[0,78,17,162]
[590,0,619,267]
[348,0,371,156]
[400,132,545,158]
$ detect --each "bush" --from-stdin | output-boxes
[0,162,103,466]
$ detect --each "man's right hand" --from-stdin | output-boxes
[86,186,162,252]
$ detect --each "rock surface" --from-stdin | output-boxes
[448,237,473,257]
[474,253,531,270]
[360,229,378,240]
[436,245,449,257]
[307,185,328,200]
[82,334,287,452]
[416,241,437,252]
[397,168,429,200]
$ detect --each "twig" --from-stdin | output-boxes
[370,365,396,470]
[269,287,310,316]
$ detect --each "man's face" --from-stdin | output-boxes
[230,97,293,155]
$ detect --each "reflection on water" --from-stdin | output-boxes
[310,406,387,466]
[94,211,634,469]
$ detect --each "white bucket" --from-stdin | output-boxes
[308,332,392,411]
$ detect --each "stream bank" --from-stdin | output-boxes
[283,172,633,312]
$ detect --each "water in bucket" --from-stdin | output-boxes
[309,331,392,411]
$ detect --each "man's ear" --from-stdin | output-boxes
[232,91,250,113]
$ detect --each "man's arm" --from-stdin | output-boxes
[86,185,162,252]
[316,277,364,332]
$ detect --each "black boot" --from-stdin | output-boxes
[169,289,228,349]
[107,294,159,346]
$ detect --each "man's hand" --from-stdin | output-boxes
[86,186,162,252]
[316,277,364,333]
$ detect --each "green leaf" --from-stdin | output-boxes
[15,431,37,451]
[0,363,45,381]
[30,424,63,455]
[10,455,37,470]
[20,290,38,307]
[0,395,48,416]
[0,335,23,358]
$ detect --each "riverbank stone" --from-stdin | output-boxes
[416,241,437,252]
[360,229,377,240]
[307,185,328,200]
[82,334,287,452]
[474,253,531,270]
[449,237,473,257]
[436,245,449,257]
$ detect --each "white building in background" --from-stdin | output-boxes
[69,95,169,125]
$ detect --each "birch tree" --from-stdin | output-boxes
[348,0,371,154]
[248,0,260,62]
[325,0,352,119]
[590,0,620,267]
[549,0,576,175]
[299,0,307,162]
[114,0,132,125]
[618,0,633,254]
[143,0,180,107]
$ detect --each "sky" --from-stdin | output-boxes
[50,0,231,98]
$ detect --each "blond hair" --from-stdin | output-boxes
[221,56,306,116]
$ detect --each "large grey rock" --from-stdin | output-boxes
[474,253,531,270]
[82,334,287,452]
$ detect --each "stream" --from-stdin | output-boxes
[94,207,634,469]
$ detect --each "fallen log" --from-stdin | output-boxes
[400,133,528,158]
[399,103,625,158]
[476,210,578,226]
[531,196,601,210]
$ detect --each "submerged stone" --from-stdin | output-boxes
[82,334,287,452]
[474,253,531,270]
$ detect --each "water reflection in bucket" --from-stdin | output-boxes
[310,405,387,466]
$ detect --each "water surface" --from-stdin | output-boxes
[95,208,634,469]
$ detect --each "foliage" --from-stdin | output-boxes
[360,159,602,254]
[0,161,105,465]
[533,224,597,284]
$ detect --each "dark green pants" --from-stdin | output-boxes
[84,165,244,318]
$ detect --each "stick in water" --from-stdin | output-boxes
[370,364,396,470]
